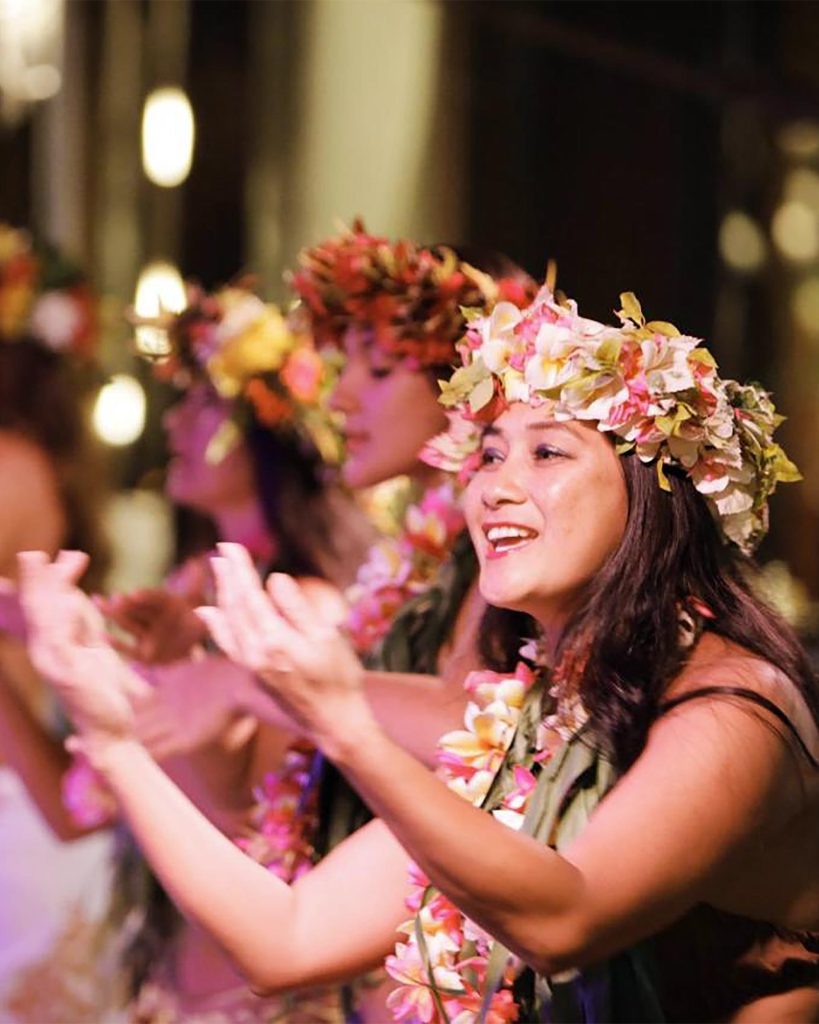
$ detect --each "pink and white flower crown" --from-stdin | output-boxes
[422,285,800,554]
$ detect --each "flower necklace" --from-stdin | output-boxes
[237,478,466,882]
[344,479,466,656]
[385,658,548,1024]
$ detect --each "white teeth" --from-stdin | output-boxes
[486,526,536,544]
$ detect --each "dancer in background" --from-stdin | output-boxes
[90,283,373,1023]
[0,224,113,1021]
[20,283,819,1023]
[119,227,535,1022]
[283,225,535,1018]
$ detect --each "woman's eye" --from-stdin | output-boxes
[479,447,503,466]
[534,444,562,461]
[369,366,392,380]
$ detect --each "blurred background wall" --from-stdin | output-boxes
[2,0,819,605]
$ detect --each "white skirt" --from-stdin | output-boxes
[0,768,114,1019]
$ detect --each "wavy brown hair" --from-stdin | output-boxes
[482,453,819,774]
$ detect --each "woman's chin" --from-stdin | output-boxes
[342,458,388,491]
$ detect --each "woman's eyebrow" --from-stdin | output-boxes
[526,420,574,435]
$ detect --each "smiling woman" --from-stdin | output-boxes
[15,280,819,1024]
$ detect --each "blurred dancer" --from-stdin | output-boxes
[93,284,372,1023]
[0,224,113,1020]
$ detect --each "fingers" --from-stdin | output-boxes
[194,606,243,662]
[222,714,258,752]
[120,664,153,704]
[266,573,319,633]
[98,590,169,637]
[210,547,294,666]
[17,551,70,641]
[213,544,275,634]
[55,550,90,585]
[109,634,141,660]
[72,590,109,647]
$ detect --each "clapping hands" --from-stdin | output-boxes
[15,550,151,747]
[196,543,373,750]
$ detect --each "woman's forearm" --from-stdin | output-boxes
[363,671,468,766]
[94,738,298,984]
[91,737,406,992]
[247,669,465,766]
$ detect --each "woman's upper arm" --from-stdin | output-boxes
[556,693,801,964]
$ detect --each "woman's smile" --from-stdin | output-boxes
[481,521,540,559]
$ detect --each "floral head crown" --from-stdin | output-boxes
[0,223,97,358]
[288,218,536,367]
[423,285,800,553]
[133,283,342,463]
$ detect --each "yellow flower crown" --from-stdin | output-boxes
[132,283,342,463]
[422,286,800,553]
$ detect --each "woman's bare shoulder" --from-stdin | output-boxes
[0,430,66,573]
[664,632,819,759]
[0,429,55,474]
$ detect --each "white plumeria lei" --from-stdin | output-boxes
[385,660,543,1024]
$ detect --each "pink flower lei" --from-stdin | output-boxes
[385,659,546,1024]
[344,480,466,654]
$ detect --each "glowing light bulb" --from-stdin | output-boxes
[141,86,195,188]
[92,374,146,446]
[771,201,819,263]
[718,211,766,274]
[133,260,186,359]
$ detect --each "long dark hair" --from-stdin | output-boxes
[483,453,819,774]
[0,338,110,589]
[244,419,327,577]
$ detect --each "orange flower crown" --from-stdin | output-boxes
[132,282,342,463]
[0,223,97,359]
[288,218,536,367]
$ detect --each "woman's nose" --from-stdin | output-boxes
[480,460,527,510]
[329,363,361,414]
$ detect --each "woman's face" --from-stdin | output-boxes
[329,325,448,489]
[463,403,628,629]
[162,383,256,516]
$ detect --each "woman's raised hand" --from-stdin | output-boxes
[196,542,373,749]
[17,550,151,745]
